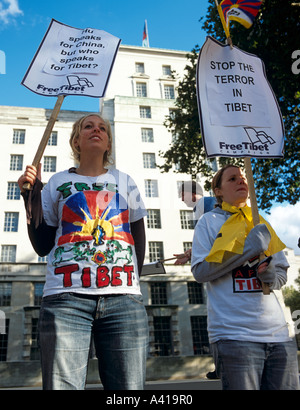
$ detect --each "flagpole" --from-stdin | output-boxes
[214,0,270,294]
[145,20,150,47]
[214,0,233,48]
[244,158,270,294]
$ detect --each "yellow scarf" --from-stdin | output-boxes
[205,202,285,263]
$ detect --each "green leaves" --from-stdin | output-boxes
[159,0,300,211]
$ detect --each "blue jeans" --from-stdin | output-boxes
[211,339,299,390]
[39,293,149,390]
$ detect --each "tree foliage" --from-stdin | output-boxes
[159,0,300,210]
[283,270,300,315]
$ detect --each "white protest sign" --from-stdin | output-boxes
[22,19,121,98]
[197,36,285,158]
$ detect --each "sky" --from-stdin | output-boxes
[261,203,300,257]
[0,0,299,256]
[0,0,209,112]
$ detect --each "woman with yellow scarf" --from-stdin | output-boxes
[191,164,299,390]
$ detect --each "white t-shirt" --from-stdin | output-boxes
[41,168,147,297]
[191,208,291,344]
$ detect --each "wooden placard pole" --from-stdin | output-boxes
[160,256,181,262]
[244,157,270,295]
[23,95,65,191]
[212,1,270,295]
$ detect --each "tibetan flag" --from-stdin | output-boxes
[142,20,149,47]
[58,191,134,246]
[220,0,263,30]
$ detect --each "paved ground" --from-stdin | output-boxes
[86,379,222,390]
[148,378,222,390]
[0,378,222,390]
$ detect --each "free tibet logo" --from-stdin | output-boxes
[36,75,94,95]
[219,127,276,155]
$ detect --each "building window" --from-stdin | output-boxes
[151,282,168,305]
[162,65,172,76]
[169,108,177,119]
[34,283,44,306]
[135,62,145,73]
[183,242,192,252]
[43,156,56,172]
[183,242,192,264]
[0,283,12,306]
[143,153,156,169]
[147,209,161,229]
[172,130,180,144]
[136,82,147,97]
[30,318,40,360]
[0,320,9,361]
[10,154,23,171]
[145,180,158,197]
[1,245,16,263]
[48,131,57,146]
[13,129,25,144]
[180,210,194,229]
[140,106,151,119]
[148,241,164,262]
[190,316,210,355]
[164,85,175,100]
[153,317,173,356]
[4,212,19,232]
[7,182,21,200]
[187,282,204,304]
[141,128,154,143]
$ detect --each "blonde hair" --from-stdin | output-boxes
[69,114,113,166]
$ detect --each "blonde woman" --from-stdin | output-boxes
[18,114,149,390]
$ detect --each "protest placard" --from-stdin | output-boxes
[22,19,121,98]
[21,19,121,190]
[197,36,285,159]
